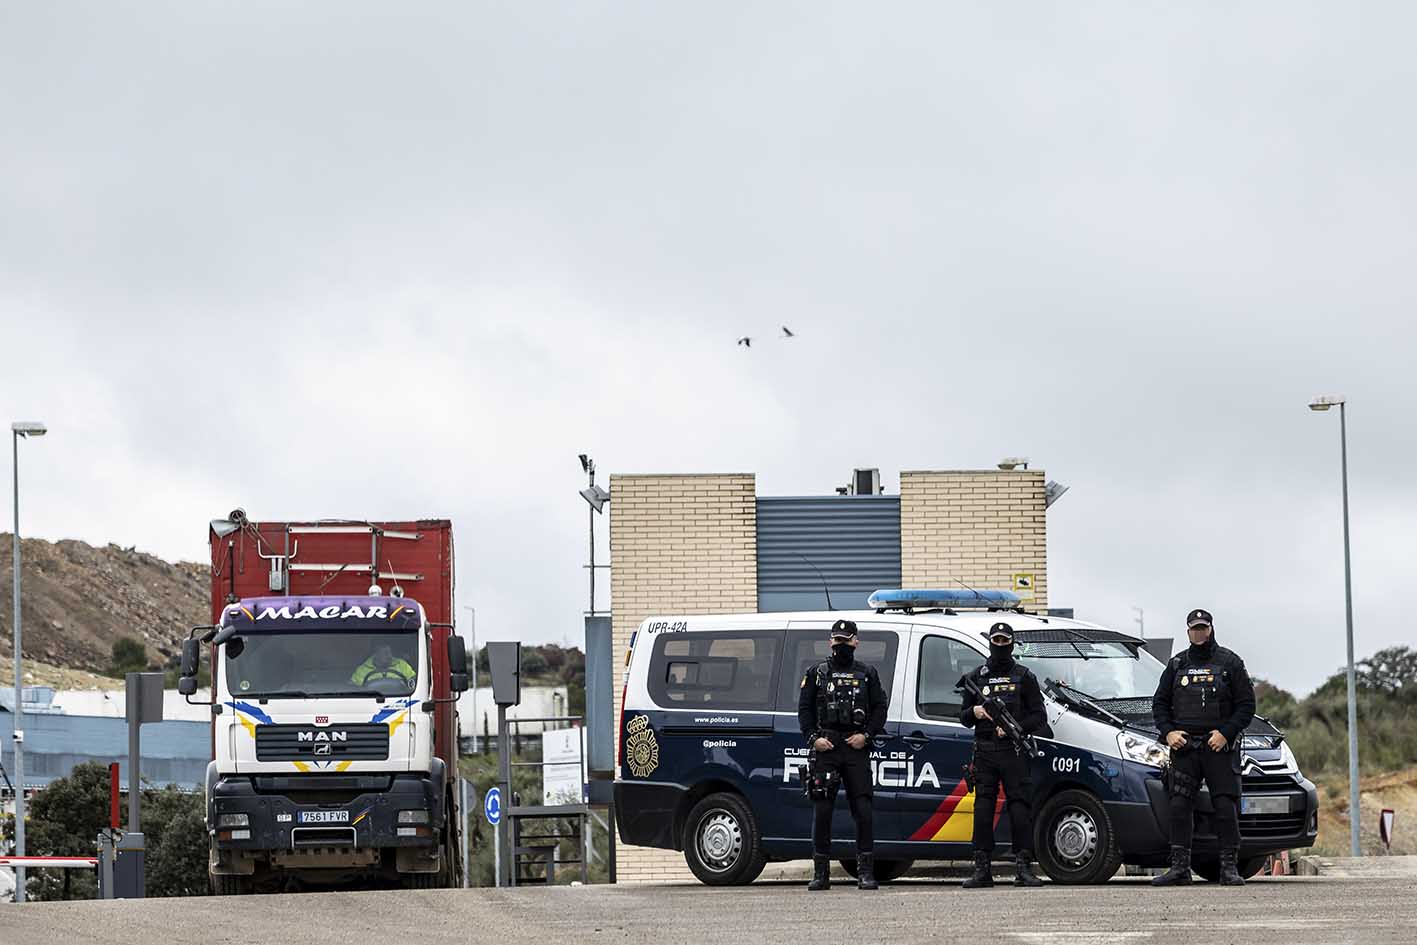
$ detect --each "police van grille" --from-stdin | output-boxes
[1240,811,1306,839]
[255,724,390,761]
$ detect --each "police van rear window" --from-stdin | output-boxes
[647,631,783,710]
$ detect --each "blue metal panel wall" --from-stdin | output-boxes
[0,710,208,792]
[756,496,901,612]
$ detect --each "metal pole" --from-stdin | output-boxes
[459,777,470,888]
[588,467,596,616]
[497,703,510,887]
[465,606,478,754]
[11,431,25,902]
[1340,402,1361,857]
[128,702,141,835]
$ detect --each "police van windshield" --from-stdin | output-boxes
[224,629,419,699]
[1014,640,1164,701]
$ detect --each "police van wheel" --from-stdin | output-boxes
[683,792,767,886]
[840,858,913,883]
[1034,790,1122,885]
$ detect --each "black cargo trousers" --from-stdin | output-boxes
[972,743,1034,854]
[811,739,874,856]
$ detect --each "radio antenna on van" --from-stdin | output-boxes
[794,553,836,611]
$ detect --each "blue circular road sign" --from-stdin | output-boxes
[484,786,501,825]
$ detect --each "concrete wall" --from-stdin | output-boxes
[609,473,757,884]
[900,470,1048,610]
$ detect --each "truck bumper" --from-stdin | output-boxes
[209,766,446,864]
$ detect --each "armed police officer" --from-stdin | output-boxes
[798,619,888,891]
[1151,608,1255,887]
[958,622,1047,888]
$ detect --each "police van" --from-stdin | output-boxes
[614,590,1318,885]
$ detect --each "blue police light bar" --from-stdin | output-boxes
[867,588,1022,611]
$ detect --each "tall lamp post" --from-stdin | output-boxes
[10,420,46,903]
[1309,395,1361,857]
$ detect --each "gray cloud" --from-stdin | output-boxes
[2,2,1413,694]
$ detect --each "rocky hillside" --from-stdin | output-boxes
[0,534,206,680]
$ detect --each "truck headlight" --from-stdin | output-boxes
[397,810,430,824]
[217,813,250,828]
[1117,731,1169,768]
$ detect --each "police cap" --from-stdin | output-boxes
[829,619,859,640]
[987,622,1014,642]
[1186,608,1213,629]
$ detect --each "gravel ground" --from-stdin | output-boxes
[2,875,1414,945]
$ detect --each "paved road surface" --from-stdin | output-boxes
[3,877,1412,945]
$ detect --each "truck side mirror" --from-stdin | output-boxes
[447,636,469,693]
[177,675,198,696]
[180,638,201,678]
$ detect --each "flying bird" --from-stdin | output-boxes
[781,325,795,338]
[736,337,752,348]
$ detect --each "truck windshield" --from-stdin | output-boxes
[1014,640,1165,701]
[224,629,419,699]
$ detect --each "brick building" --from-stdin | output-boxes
[608,468,1051,884]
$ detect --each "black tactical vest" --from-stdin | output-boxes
[1171,655,1232,731]
[976,664,1027,718]
[815,662,871,734]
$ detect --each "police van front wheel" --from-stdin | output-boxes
[1034,790,1123,885]
[683,792,767,886]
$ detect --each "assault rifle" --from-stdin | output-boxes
[957,674,1044,758]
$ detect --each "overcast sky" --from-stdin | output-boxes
[3,3,1413,695]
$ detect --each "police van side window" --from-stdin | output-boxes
[775,632,898,713]
[647,632,783,710]
[917,636,985,721]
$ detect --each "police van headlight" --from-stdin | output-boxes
[1278,740,1300,774]
[1116,731,1169,768]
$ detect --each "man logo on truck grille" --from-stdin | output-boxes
[626,714,660,778]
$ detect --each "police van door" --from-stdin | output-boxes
[891,628,992,854]
[775,622,904,846]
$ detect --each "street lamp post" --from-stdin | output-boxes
[1309,395,1360,857]
[578,455,609,615]
[10,420,46,903]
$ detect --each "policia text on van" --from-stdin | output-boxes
[613,589,1317,885]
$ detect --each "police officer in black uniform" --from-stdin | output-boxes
[958,622,1047,888]
[798,619,888,891]
[1151,608,1256,886]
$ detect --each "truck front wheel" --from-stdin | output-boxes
[211,873,252,895]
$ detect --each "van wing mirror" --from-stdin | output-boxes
[447,636,469,692]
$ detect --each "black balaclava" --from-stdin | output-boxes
[1188,624,1216,661]
[831,641,855,667]
[987,621,1015,671]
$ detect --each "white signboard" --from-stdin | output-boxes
[542,727,586,806]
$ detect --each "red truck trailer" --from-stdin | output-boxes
[182,511,466,891]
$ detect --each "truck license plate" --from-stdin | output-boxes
[298,810,350,824]
[1241,795,1290,815]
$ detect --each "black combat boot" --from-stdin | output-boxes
[962,852,994,889]
[1218,849,1246,886]
[856,852,878,890]
[807,855,831,891]
[1013,850,1044,887]
[1151,845,1193,886]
